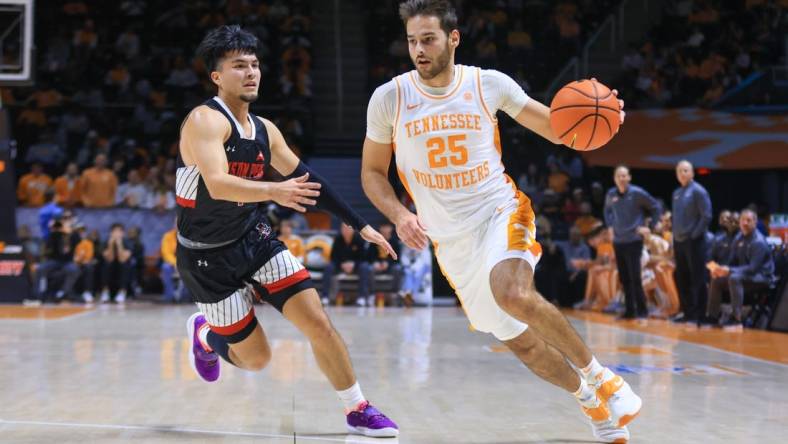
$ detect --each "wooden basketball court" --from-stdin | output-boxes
[1,303,786,443]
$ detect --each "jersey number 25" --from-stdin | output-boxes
[427,134,468,169]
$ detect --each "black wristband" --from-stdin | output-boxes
[286,162,368,231]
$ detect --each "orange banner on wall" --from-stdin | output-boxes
[581,108,788,169]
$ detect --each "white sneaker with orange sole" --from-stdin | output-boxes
[590,418,630,443]
[579,398,629,443]
[593,371,642,428]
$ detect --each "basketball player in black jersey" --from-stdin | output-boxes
[177,26,398,437]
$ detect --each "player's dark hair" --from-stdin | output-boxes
[398,0,458,35]
[110,223,125,231]
[197,25,259,73]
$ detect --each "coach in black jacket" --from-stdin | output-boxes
[323,223,372,305]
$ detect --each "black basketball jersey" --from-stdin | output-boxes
[176,96,272,246]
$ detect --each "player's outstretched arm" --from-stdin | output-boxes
[181,107,320,210]
[361,137,428,251]
[513,100,564,145]
[266,119,397,258]
[511,78,625,145]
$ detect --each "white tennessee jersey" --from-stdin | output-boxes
[366,65,530,240]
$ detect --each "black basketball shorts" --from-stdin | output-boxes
[177,221,314,341]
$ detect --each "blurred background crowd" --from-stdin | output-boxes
[5,0,787,333]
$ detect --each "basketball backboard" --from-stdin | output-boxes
[0,0,33,86]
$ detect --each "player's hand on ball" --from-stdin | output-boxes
[612,89,625,129]
[395,211,429,251]
[360,225,398,260]
[590,77,625,128]
[272,173,321,212]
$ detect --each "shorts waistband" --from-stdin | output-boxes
[177,232,237,250]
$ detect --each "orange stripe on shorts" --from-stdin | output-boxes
[506,189,540,255]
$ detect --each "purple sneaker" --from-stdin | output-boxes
[186,312,220,382]
[346,401,398,437]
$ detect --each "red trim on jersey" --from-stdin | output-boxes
[176,196,196,208]
[208,308,256,335]
[264,269,310,294]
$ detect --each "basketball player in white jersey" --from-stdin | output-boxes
[361,1,641,442]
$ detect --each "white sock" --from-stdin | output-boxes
[337,381,366,412]
[197,323,213,352]
[580,356,606,382]
[573,378,598,408]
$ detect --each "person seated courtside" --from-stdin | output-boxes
[574,224,619,312]
[706,209,775,331]
[99,223,134,304]
[366,222,403,305]
[322,223,372,306]
[559,226,591,307]
[34,215,81,302]
[278,219,305,262]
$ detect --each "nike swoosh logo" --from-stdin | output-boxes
[407,103,421,110]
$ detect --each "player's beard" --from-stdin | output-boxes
[240,93,258,103]
[416,42,451,80]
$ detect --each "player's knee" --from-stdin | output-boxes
[305,316,337,342]
[244,348,271,371]
[506,335,542,364]
[496,286,538,318]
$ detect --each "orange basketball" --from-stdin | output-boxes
[549,79,621,151]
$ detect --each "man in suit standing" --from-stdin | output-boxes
[671,160,712,327]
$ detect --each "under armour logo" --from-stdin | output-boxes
[226,145,236,152]
[197,260,208,267]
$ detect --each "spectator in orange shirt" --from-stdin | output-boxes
[17,163,53,207]
[547,161,570,195]
[29,84,63,109]
[80,153,118,208]
[54,162,83,207]
[17,103,47,128]
[575,224,619,311]
[73,18,98,49]
[278,219,305,261]
[574,202,601,237]
[160,223,184,303]
[73,224,96,303]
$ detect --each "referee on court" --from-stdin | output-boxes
[671,160,712,326]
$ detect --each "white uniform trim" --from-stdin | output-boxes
[213,96,257,140]
[252,250,306,286]
[196,287,255,328]
[366,67,530,144]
